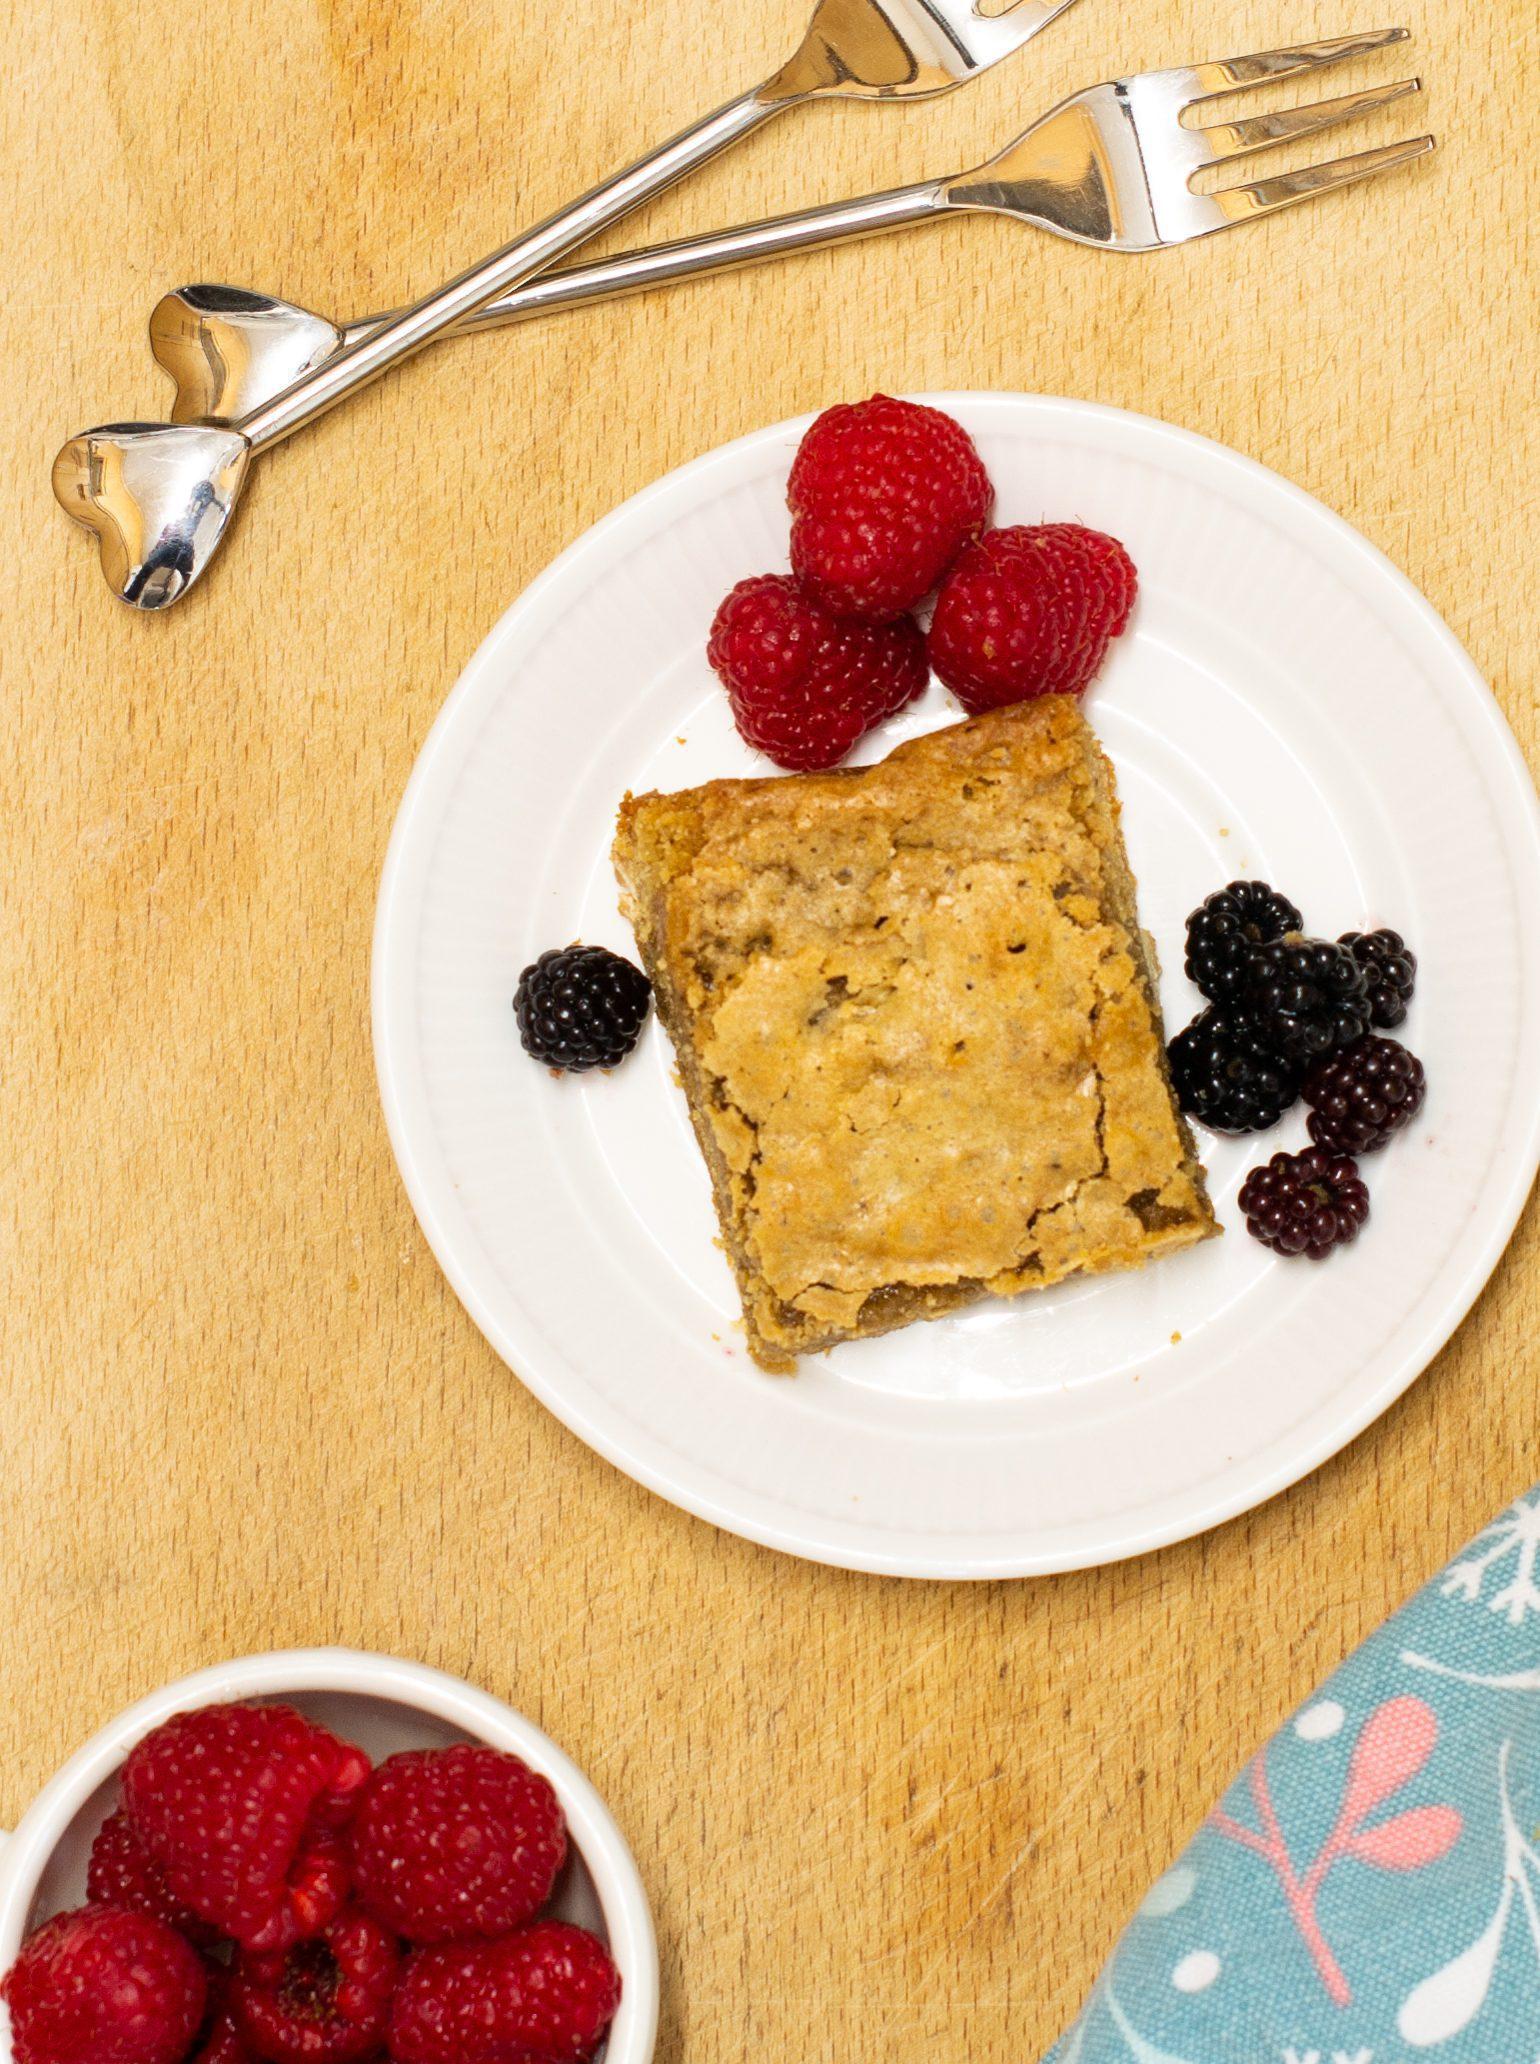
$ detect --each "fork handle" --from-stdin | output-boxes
[335,182,950,345]
[239,89,785,451]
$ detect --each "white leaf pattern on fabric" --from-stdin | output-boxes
[1401,1651,1540,1694]
[1440,1498,1540,1625]
[1397,1741,1540,2047]
[1139,1867,1197,1918]
[1104,1986,1199,2063]
[1399,1895,1512,2048]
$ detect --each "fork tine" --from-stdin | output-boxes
[1194,77,1422,167]
[1206,134,1435,226]
[924,0,1082,58]
[1164,27,1410,103]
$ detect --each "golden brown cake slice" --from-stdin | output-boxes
[613,698,1217,1370]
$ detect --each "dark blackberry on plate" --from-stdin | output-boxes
[1238,1146,1370,1260]
[1243,934,1371,1062]
[1304,1034,1426,1156]
[1340,927,1417,1028]
[1168,1006,1303,1134]
[515,945,651,1072]
[1183,880,1303,1003]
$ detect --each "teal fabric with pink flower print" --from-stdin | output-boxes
[1045,1491,1540,2063]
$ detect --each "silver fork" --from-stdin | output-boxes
[153,29,1433,428]
[52,0,1076,611]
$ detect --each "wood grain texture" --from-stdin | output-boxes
[1,0,1536,2053]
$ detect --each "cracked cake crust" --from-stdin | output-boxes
[613,698,1217,1370]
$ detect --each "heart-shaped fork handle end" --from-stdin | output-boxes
[150,286,345,427]
[52,422,251,610]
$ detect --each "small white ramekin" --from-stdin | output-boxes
[0,1649,657,2063]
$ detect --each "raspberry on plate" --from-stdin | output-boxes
[787,394,993,620]
[348,1743,566,1944]
[86,1807,222,1948]
[230,1906,398,2064]
[708,573,926,771]
[121,1703,371,1954]
[1239,1146,1370,1260]
[389,1922,621,2064]
[1,1905,207,2064]
[927,523,1137,713]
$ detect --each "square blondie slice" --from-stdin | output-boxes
[614,698,1216,1370]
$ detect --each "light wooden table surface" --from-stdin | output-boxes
[3,0,1537,2053]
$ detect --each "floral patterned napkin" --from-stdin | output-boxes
[1046,1491,1540,2063]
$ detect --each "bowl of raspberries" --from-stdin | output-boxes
[0,1651,656,2064]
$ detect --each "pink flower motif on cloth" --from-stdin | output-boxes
[1209,1695,1462,2006]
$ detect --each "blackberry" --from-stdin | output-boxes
[1244,935,1371,1062]
[1340,928,1417,1029]
[514,945,651,1072]
[1304,1035,1426,1156]
[1167,1006,1303,1134]
[1183,880,1303,1003]
[1238,1146,1369,1260]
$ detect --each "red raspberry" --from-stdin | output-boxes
[1,1905,207,2064]
[193,2010,257,2064]
[121,1703,371,1954]
[190,1964,256,2064]
[230,1907,398,2064]
[708,574,926,771]
[349,1745,566,1944]
[87,1809,222,1949]
[788,395,993,619]
[388,1923,621,2064]
[928,523,1138,714]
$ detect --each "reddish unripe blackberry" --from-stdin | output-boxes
[1339,928,1417,1028]
[1238,1147,1370,1260]
[1304,1035,1426,1156]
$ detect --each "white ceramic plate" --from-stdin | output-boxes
[374,395,1540,1578]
